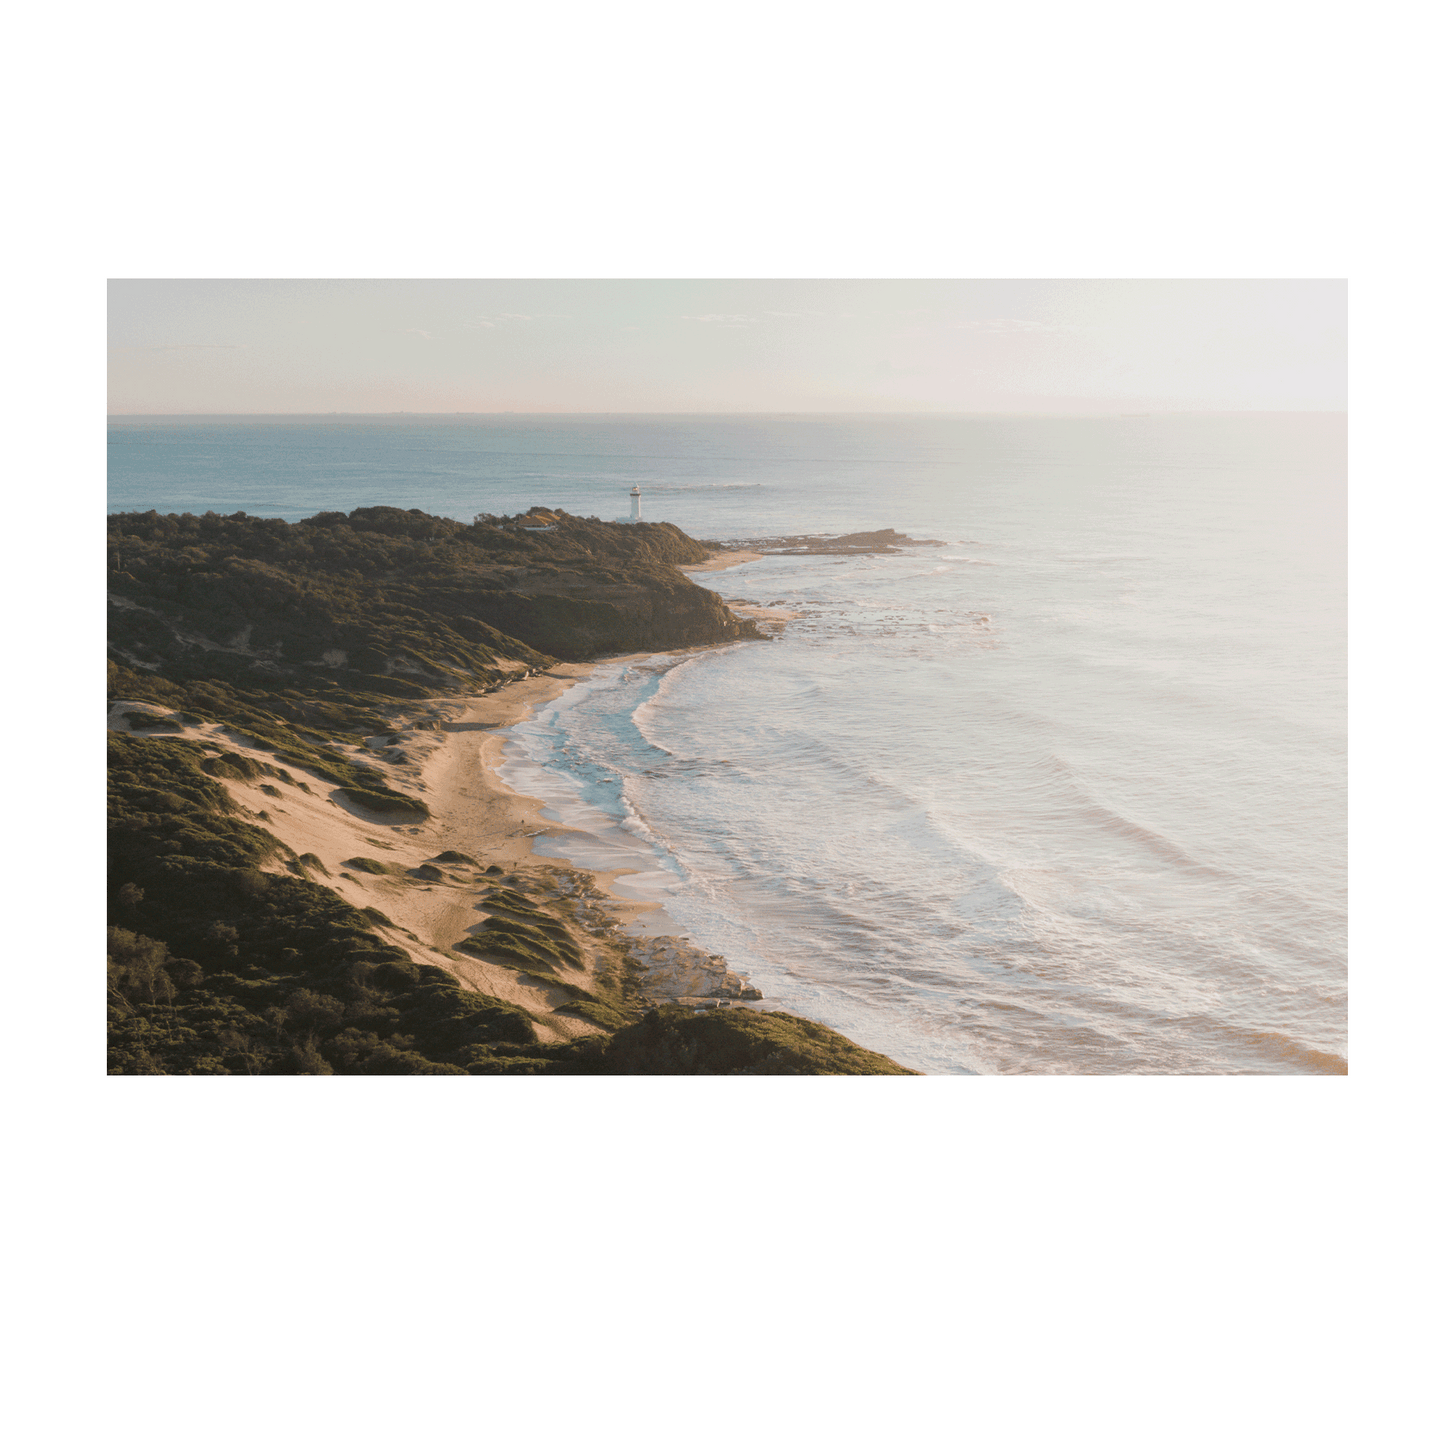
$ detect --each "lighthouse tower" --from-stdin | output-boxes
[629,485,642,522]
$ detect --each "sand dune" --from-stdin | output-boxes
[109,663,675,1042]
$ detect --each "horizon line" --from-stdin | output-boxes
[107,407,1347,418]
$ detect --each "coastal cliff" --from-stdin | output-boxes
[106,505,915,1076]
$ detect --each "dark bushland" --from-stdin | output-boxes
[108,505,753,689]
[601,1006,918,1075]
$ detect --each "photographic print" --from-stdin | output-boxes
[107,279,1346,1075]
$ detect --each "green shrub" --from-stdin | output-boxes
[557,998,631,1030]
[338,786,429,820]
[201,751,268,782]
[107,926,176,1007]
[455,933,560,973]
[343,856,396,876]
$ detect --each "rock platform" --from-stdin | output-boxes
[626,934,764,1001]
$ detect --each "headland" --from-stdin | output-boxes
[107,505,918,1075]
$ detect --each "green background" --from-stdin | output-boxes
[11,5,1421,1439]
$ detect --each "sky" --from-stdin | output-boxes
[107,279,1344,415]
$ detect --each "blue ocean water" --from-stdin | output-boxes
[110,413,1346,1073]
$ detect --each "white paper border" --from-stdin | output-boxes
[53,228,1387,1127]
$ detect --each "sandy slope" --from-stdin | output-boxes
[108,663,661,1042]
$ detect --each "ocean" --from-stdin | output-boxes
[109,413,1347,1073]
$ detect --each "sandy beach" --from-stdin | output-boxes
[112,667,629,1041]
[119,656,737,1043]
[677,548,763,574]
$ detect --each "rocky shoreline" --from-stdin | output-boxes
[711,527,946,556]
[543,873,762,1003]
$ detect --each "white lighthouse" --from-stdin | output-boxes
[630,485,642,522]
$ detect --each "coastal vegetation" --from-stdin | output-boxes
[107,505,913,1075]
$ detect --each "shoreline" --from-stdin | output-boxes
[677,547,764,575]
[107,523,921,1073]
[679,546,801,630]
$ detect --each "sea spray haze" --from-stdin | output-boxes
[111,413,1346,1073]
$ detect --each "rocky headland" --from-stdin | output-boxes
[714,527,946,556]
[107,504,916,1076]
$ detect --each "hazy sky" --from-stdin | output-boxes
[108,279,1344,414]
